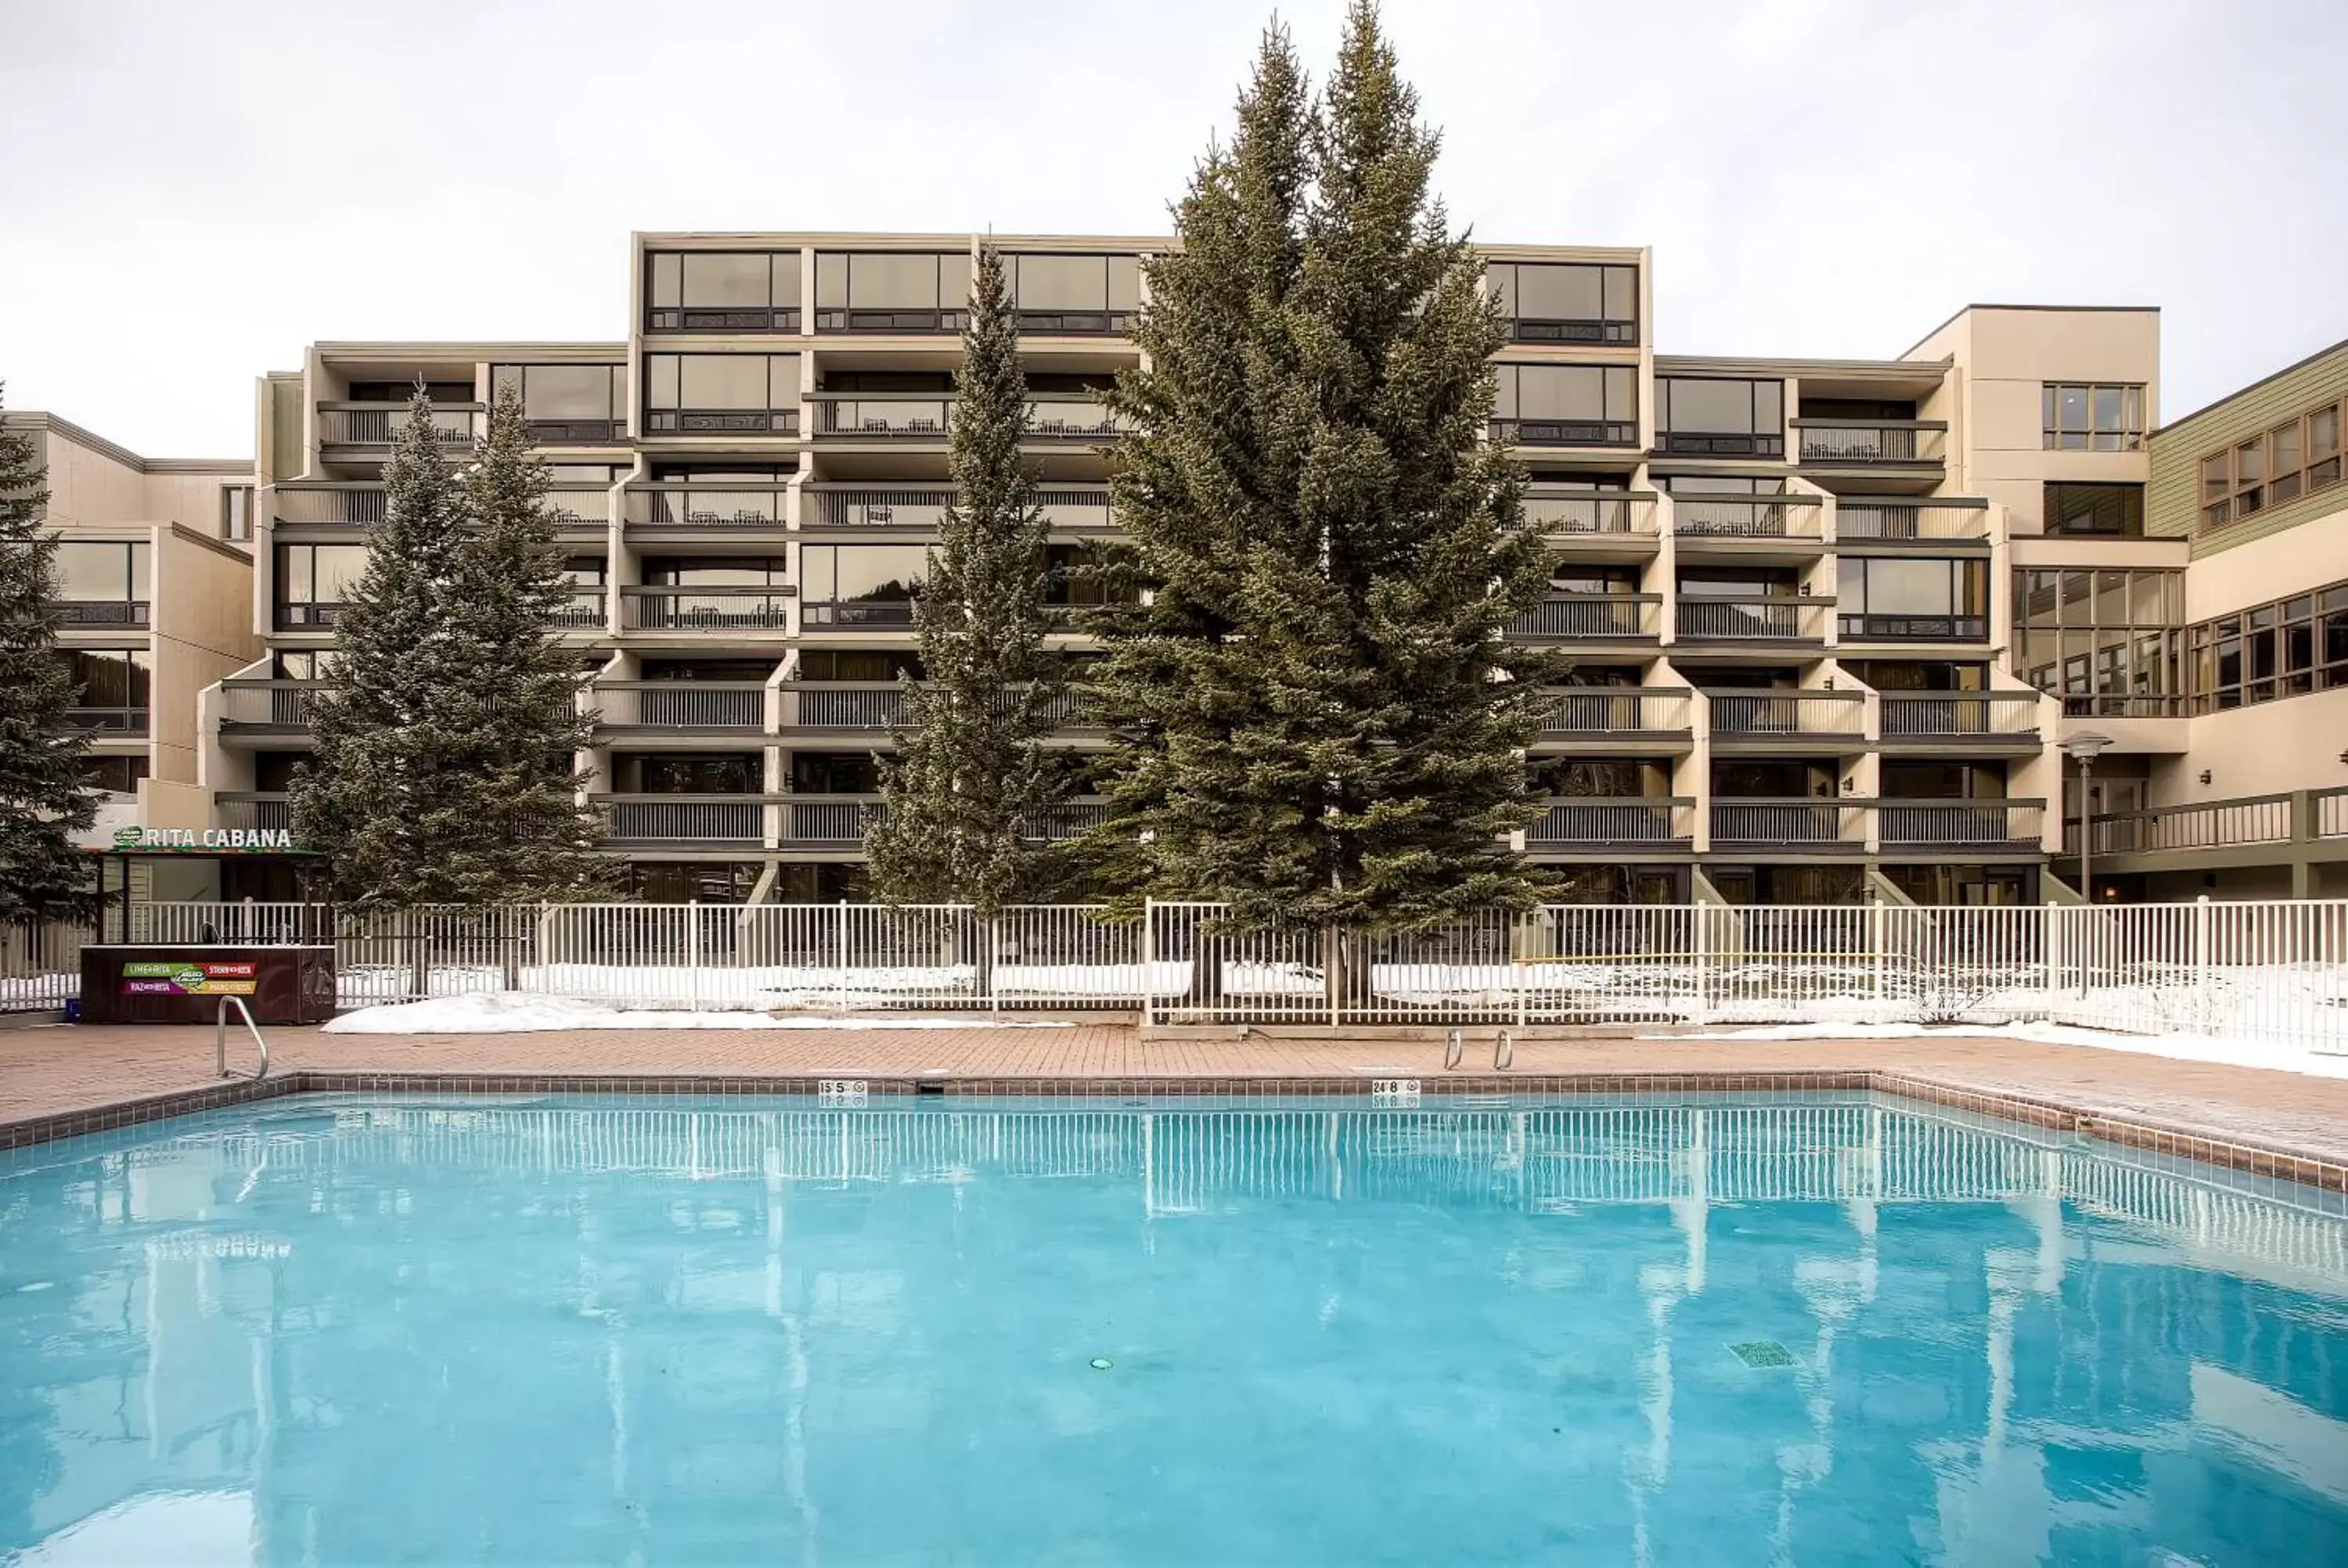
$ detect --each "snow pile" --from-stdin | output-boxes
[1647,1018,2348,1078]
[994,960,1192,997]
[322,991,1072,1034]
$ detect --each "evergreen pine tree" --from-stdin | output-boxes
[864,246,1069,915]
[0,387,99,924]
[1081,3,1565,933]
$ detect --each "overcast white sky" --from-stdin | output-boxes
[2,0,2343,457]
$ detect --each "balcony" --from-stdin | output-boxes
[1709,799,1867,851]
[1834,499,1990,543]
[595,794,772,846]
[620,588,793,631]
[1705,690,1864,743]
[1526,798,1695,847]
[1538,688,1693,739]
[778,795,884,845]
[1667,494,1824,541]
[801,598,918,629]
[216,793,292,833]
[318,403,484,451]
[1655,430,1784,459]
[642,407,799,437]
[1877,800,2044,850]
[2324,787,2348,840]
[68,706,148,735]
[805,485,1115,533]
[1875,692,2041,743]
[1673,598,1829,642]
[556,588,608,629]
[624,483,787,529]
[53,600,149,629]
[1525,489,1658,539]
[2088,797,2296,858]
[1795,420,1947,466]
[780,682,908,732]
[1490,416,1638,448]
[1836,613,1988,643]
[591,682,766,731]
[219,680,326,730]
[1512,595,1659,640]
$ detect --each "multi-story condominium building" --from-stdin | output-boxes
[182,232,2347,906]
[2,411,261,897]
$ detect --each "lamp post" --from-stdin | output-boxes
[2063,732,2113,901]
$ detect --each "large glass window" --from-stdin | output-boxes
[643,354,800,434]
[2040,383,2144,450]
[1007,254,1141,333]
[51,541,149,602]
[800,545,927,627]
[611,753,764,795]
[2186,577,2348,710]
[2012,566,2181,716]
[275,543,369,628]
[491,364,625,441]
[57,648,152,728]
[2042,481,2144,536]
[1835,557,1986,640]
[813,252,969,332]
[2201,399,2343,530]
[641,556,787,587]
[1492,364,1637,445]
[1485,261,1638,343]
[1658,379,1784,456]
[644,250,801,332]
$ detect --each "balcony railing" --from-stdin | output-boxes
[1709,799,1867,849]
[53,600,149,628]
[219,680,327,728]
[1667,494,1824,539]
[781,682,907,730]
[810,394,1125,441]
[1705,690,1864,738]
[1527,798,1694,845]
[814,307,968,335]
[1834,500,1990,541]
[2322,786,2348,840]
[216,793,292,833]
[1506,316,1637,346]
[805,485,1115,531]
[1025,799,1111,840]
[595,795,771,845]
[275,602,345,631]
[591,682,766,730]
[801,599,918,628]
[1837,613,1988,642]
[1673,598,1828,641]
[1656,431,1784,459]
[2088,797,2295,856]
[624,483,787,527]
[621,588,792,631]
[646,306,800,334]
[1877,800,2044,847]
[556,588,608,629]
[1539,689,1691,739]
[778,795,884,843]
[1525,490,1658,538]
[1490,417,1638,448]
[272,482,607,528]
[1795,421,1947,465]
[524,419,626,446]
[1876,692,2041,739]
[68,706,148,735]
[642,408,799,437]
[1512,595,1659,639]
[1015,309,1133,336]
[318,404,484,448]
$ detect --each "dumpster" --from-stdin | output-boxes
[77,946,337,1025]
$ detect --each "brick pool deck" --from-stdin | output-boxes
[5,1020,2348,1190]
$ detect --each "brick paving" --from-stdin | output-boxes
[6,1017,2348,1174]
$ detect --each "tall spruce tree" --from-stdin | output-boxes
[0,387,99,923]
[864,246,1069,915]
[1080,3,1565,933]
[293,388,613,904]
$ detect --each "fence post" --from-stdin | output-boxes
[1689,904,1710,1028]
[2042,901,2059,1021]
[1327,926,1341,1032]
[687,899,702,1013]
[988,913,1001,1017]
[1140,900,1157,1029]
[1870,898,1886,1019]
[2194,895,2213,1036]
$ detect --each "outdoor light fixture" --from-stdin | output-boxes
[2063,732,2115,901]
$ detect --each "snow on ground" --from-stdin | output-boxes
[1647,1019,2348,1078]
[322,992,1073,1034]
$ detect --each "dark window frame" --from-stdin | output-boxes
[1485,261,1640,345]
[2040,382,2145,451]
[643,250,803,333]
[2201,397,2343,531]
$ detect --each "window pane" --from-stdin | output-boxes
[2202,452,2230,500]
[1602,266,1636,324]
[649,253,681,309]
[1664,379,1751,433]
[1867,558,1955,615]
[769,354,799,405]
[1013,254,1107,311]
[815,252,848,310]
[2058,386,2087,432]
[680,253,770,307]
[812,545,927,600]
[1107,255,1141,312]
[2091,386,2121,433]
[848,253,946,309]
[771,252,801,311]
[2094,571,2128,628]
[678,356,769,409]
[1511,263,1602,321]
[2235,436,2263,484]
[648,355,679,409]
[520,365,616,419]
[2272,419,2303,474]
[2311,405,2340,460]
[2128,570,2169,624]
[1753,380,1782,432]
[52,542,127,599]
[315,546,369,600]
[1604,367,1634,420]
[1514,365,1602,420]
[1837,556,1866,611]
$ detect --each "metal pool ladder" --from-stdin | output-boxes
[215,996,270,1081]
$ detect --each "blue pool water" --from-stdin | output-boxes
[3,1092,2346,1566]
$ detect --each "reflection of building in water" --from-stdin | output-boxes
[5,1098,2344,1563]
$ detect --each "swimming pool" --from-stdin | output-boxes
[2,1091,2344,1565]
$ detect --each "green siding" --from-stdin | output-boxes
[2148,341,2348,556]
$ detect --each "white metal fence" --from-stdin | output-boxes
[7,897,2343,1052]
